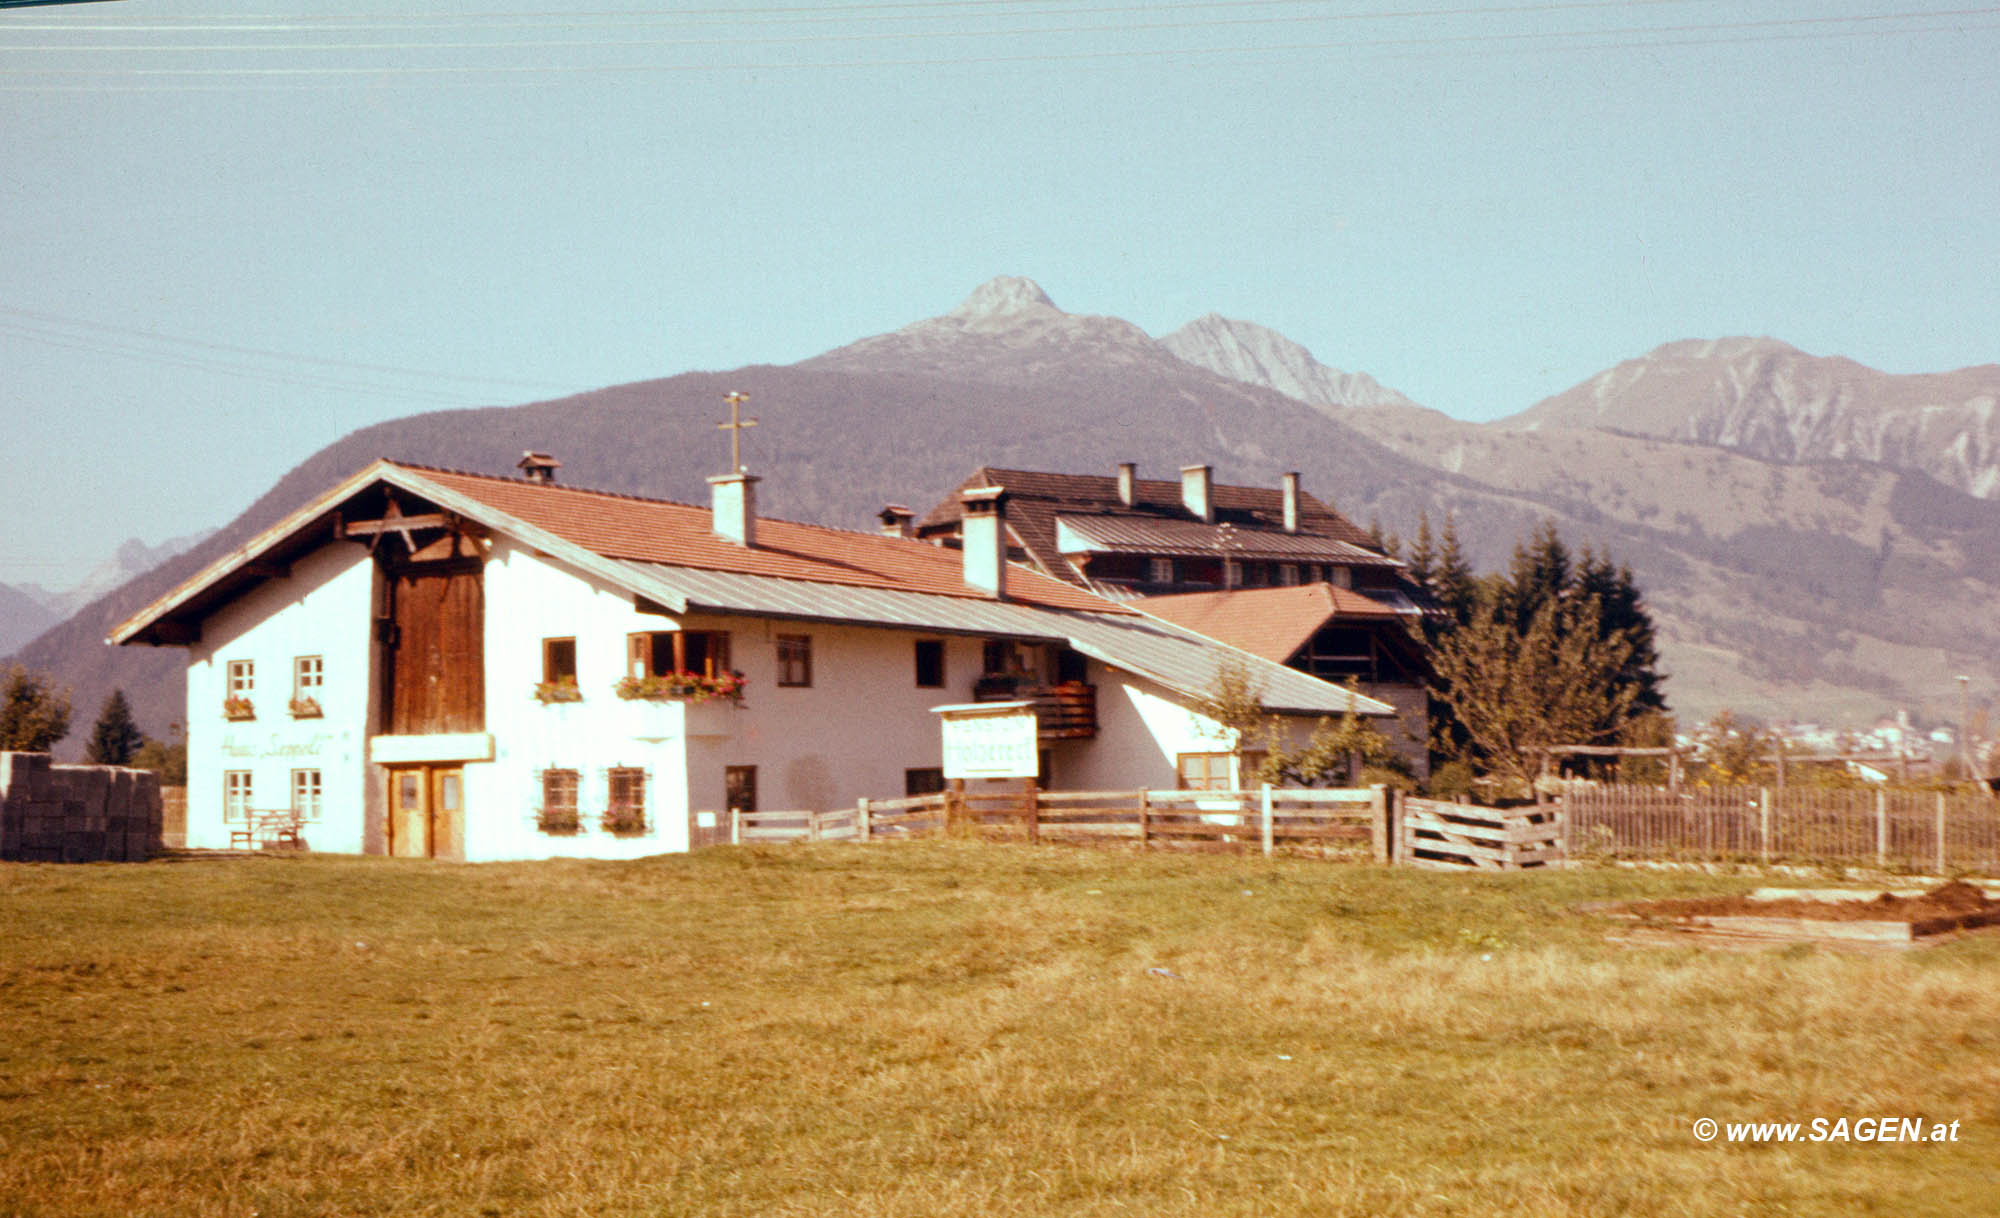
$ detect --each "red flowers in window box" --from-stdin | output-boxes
[613,671,745,704]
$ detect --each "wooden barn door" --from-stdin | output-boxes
[385,561,485,735]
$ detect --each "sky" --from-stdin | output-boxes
[4,0,1998,590]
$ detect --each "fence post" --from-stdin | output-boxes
[1759,787,1771,866]
[1025,782,1040,845]
[809,810,821,842]
[857,797,871,844]
[1370,785,1390,864]
[730,807,741,846]
[1936,792,1948,875]
[1261,784,1274,857]
[1138,789,1150,850]
[1875,790,1887,868]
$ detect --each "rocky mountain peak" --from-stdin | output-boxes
[948,276,1060,321]
[1159,313,1420,413]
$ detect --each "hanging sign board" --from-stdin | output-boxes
[933,701,1039,779]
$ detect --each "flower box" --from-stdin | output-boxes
[536,809,581,835]
[289,697,323,719]
[602,806,648,836]
[534,680,584,705]
[614,671,746,704]
[223,697,256,722]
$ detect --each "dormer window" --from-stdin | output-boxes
[1149,557,1174,584]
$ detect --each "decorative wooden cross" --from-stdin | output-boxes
[719,391,757,472]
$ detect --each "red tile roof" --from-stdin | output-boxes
[401,463,1129,615]
[1135,583,1401,663]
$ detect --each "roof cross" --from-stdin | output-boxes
[719,390,757,473]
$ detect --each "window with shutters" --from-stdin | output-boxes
[537,768,580,835]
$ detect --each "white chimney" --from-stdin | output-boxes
[878,504,915,539]
[1116,462,1137,507]
[709,472,760,547]
[1281,471,1301,534]
[960,486,1009,598]
[1181,464,1214,523]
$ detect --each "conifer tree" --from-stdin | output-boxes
[86,689,144,766]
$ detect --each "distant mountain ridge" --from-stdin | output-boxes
[1159,314,1423,413]
[1502,337,2000,498]
[7,276,1997,754]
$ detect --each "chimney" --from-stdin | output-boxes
[959,486,1009,598]
[1116,461,1137,507]
[1281,471,1301,534]
[878,503,916,539]
[708,472,760,547]
[517,451,560,484]
[1180,464,1214,523]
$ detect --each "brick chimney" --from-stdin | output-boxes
[1116,461,1137,507]
[517,452,560,484]
[708,472,760,547]
[1180,464,1214,523]
[1281,471,1301,534]
[878,504,915,539]
[960,486,1009,598]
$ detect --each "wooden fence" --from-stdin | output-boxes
[717,787,1561,869]
[1559,782,2000,873]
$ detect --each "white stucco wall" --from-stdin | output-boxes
[184,543,375,851]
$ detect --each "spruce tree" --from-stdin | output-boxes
[86,689,145,766]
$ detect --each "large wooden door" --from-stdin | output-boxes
[385,562,484,734]
[387,765,465,860]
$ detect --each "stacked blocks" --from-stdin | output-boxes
[0,753,165,863]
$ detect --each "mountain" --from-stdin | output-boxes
[0,583,58,659]
[8,277,1996,753]
[1159,314,1423,413]
[1503,337,2000,499]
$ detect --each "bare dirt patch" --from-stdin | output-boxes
[1603,880,2000,946]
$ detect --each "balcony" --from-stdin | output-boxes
[972,677,1098,741]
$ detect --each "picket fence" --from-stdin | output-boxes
[717,786,1561,870]
[1559,782,2000,873]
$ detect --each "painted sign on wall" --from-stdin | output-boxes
[938,704,1038,779]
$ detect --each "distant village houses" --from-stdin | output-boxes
[111,447,1394,861]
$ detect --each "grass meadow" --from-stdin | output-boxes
[2,843,1997,1217]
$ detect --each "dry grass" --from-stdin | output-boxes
[2,844,1997,1217]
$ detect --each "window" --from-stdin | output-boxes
[227,660,254,697]
[291,769,323,822]
[538,768,580,834]
[1222,560,1241,589]
[605,767,647,835]
[1330,566,1354,589]
[904,767,946,797]
[1149,557,1175,584]
[914,639,946,688]
[776,634,813,687]
[1055,648,1089,685]
[628,630,731,678]
[223,771,253,822]
[725,765,757,814]
[293,656,322,699]
[1303,628,1377,681]
[1177,752,1232,791]
[1279,564,1300,586]
[542,637,577,685]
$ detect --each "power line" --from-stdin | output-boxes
[1,4,1992,76]
[0,305,577,393]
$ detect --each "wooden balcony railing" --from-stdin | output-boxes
[972,678,1098,741]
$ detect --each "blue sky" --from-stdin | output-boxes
[4,0,1998,588]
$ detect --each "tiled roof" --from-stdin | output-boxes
[1135,584,1404,664]
[916,467,1384,578]
[1054,515,1401,564]
[406,465,1125,614]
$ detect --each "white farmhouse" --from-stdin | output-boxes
[111,456,1392,861]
